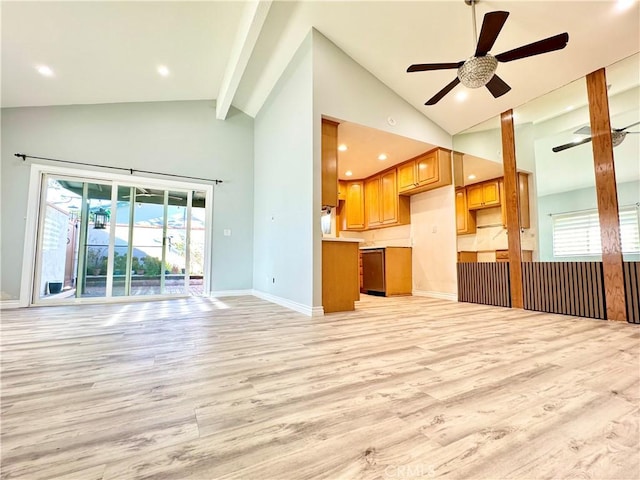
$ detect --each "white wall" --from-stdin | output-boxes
[410,187,457,297]
[0,100,254,300]
[253,33,315,310]
[312,29,454,304]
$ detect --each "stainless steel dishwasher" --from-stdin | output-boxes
[361,248,385,295]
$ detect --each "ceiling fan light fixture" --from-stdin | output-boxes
[612,130,626,147]
[457,55,498,88]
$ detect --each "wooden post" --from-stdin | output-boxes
[586,69,627,321]
[500,109,524,309]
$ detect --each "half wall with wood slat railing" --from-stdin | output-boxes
[624,262,640,324]
[522,262,606,320]
[457,262,511,308]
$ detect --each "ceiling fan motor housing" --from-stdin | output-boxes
[611,130,626,147]
[458,55,498,88]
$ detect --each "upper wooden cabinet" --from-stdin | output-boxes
[364,176,382,228]
[321,119,339,207]
[363,169,410,229]
[338,180,347,201]
[467,179,500,209]
[344,181,365,230]
[455,188,476,235]
[397,148,452,195]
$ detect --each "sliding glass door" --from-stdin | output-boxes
[34,174,208,304]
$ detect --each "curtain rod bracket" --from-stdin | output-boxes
[15,153,26,161]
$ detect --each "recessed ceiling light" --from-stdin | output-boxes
[455,91,468,102]
[157,65,170,77]
[36,65,54,77]
[616,0,635,11]
[467,174,477,180]
[338,144,348,152]
[378,154,387,161]
[345,170,353,177]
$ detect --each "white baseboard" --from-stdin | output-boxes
[412,290,457,302]
[0,300,22,310]
[251,290,323,317]
[209,290,253,297]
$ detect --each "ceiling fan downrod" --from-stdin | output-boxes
[466,0,479,47]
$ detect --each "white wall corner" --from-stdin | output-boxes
[412,290,458,302]
[251,289,321,316]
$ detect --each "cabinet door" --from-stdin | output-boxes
[397,161,416,193]
[380,170,398,224]
[364,176,382,228]
[467,184,484,209]
[321,120,338,207]
[338,180,347,201]
[345,181,365,230]
[455,188,476,234]
[416,152,437,185]
[482,180,500,206]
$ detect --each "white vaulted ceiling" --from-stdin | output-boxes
[2,1,639,135]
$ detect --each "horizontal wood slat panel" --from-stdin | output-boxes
[457,263,511,308]
[522,262,606,320]
[623,262,640,324]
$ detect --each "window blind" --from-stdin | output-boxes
[552,205,640,257]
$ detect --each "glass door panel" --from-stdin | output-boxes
[37,177,82,301]
[165,191,188,295]
[131,187,166,296]
[189,190,206,295]
[112,185,133,296]
[79,182,113,298]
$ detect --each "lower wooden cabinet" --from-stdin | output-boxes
[322,240,360,313]
[360,247,412,296]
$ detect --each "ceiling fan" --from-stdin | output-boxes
[123,187,183,201]
[552,121,640,152]
[407,0,569,105]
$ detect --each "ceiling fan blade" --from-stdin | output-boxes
[407,62,463,72]
[574,126,591,135]
[496,32,569,63]
[485,74,511,98]
[625,131,640,134]
[618,120,640,131]
[425,77,460,105]
[552,136,592,153]
[475,11,509,56]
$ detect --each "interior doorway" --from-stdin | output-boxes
[33,171,210,305]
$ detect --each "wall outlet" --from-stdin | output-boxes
[432,225,437,234]
[272,277,275,284]
[223,229,231,236]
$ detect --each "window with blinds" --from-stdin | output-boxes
[552,205,640,257]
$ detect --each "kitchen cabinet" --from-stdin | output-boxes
[455,188,476,235]
[364,169,410,229]
[496,249,533,262]
[457,251,478,262]
[361,247,412,296]
[397,148,452,195]
[344,181,365,230]
[500,173,530,229]
[467,179,500,209]
[338,180,347,201]
[321,119,339,207]
[322,239,360,313]
[364,176,382,228]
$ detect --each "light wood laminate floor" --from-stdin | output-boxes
[1,295,639,479]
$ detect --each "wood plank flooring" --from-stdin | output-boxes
[1,295,639,479]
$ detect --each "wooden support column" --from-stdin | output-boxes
[501,109,524,308]
[586,69,627,321]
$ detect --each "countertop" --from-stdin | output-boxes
[322,237,364,243]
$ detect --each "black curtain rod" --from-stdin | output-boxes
[14,153,223,185]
